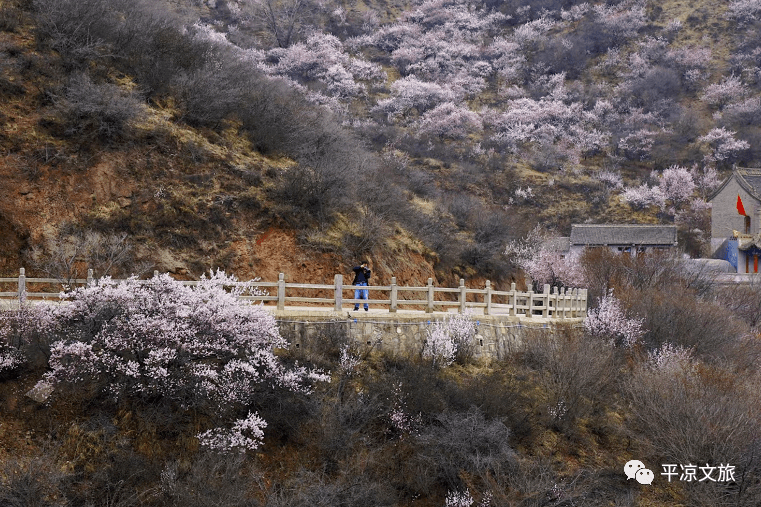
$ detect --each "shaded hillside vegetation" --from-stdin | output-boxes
[2,251,761,506]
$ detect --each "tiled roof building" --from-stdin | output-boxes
[710,167,761,273]
[569,224,678,249]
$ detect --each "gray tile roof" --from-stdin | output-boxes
[710,167,761,202]
[735,168,761,201]
[570,224,678,246]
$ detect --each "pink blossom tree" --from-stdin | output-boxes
[698,127,751,164]
[0,343,25,377]
[584,290,645,347]
[504,227,585,289]
[373,75,457,118]
[726,0,761,24]
[622,165,699,211]
[0,302,56,376]
[35,271,328,452]
[416,102,482,139]
[700,75,749,109]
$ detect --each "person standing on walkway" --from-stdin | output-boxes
[352,261,371,311]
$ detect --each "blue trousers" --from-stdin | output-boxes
[354,282,369,310]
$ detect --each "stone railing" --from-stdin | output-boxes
[0,269,587,319]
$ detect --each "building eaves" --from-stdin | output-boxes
[709,167,761,202]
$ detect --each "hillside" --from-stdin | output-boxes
[2,0,759,285]
[0,0,443,286]
[2,1,761,504]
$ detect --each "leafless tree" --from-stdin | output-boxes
[28,227,150,287]
[240,0,313,48]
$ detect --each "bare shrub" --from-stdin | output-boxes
[0,454,67,507]
[313,386,386,466]
[34,0,179,74]
[0,3,23,33]
[497,460,636,507]
[446,193,480,230]
[413,406,516,489]
[33,0,113,67]
[717,274,761,329]
[53,73,146,143]
[519,327,618,432]
[56,417,156,507]
[264,469,395,507]
[626,66,683,111]
[632,287,748,359]
[625,351,761,505]
[157,453,261,507]
[580,249,749,361]
[171,56,250,128]
[341,207,390,260]
[272,162,351,226]
[240,0,316,49]
[28,226,145,286]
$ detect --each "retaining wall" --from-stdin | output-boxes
[273,310,583,361]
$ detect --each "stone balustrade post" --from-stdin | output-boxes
[510,282,517,316]
[18,267,25,301]
[390,277,398,313]
[334,274,343,311]
[484,280,492,316]
[542,284,550,318]
[527,290,534,317]
[459,278,466,314]
[426,278,434,313]
[277,273,285,311]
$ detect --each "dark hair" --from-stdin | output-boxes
[361,260,369,266]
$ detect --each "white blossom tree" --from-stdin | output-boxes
[584,289,645,347]
[698,127,750,164]
[35,271,328,453]
[422,311,477,368]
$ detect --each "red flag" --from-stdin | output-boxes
[738,195,747,216]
